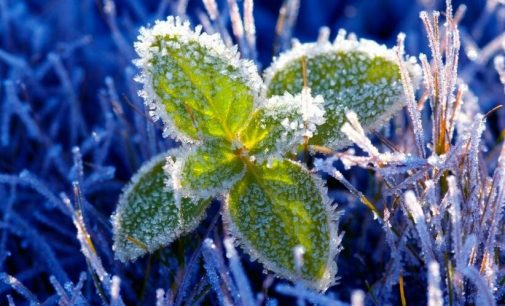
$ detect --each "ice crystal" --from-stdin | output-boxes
[239,88,325,161]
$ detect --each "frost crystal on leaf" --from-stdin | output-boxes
[134,16,262,143]
[239,88,325,162]
[224,159,340,291]
[112,152,211,262]
[166,141,246,199]
[299,88,326,138]
[264,35,421,149]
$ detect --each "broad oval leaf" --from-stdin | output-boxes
[134,16,262,143]
[112,151,211,262]
[239,89,325,162]
[168,141,245,199]
[264,37,421,149]
[225,159,340,290]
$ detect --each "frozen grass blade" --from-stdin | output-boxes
[427,261,443,306]
[224,237,255,306]
[395,34,426,158]
[404,191,434,264]
[0,273,39,306]
[202,238,235,306]
[273,0,300,54]
[462,267,495,306]
[243,0,257,63]
[275,283,347,306]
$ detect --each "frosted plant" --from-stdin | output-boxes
[112,15,419,290]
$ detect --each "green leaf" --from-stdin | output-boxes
[264,38,421,149]
[170,141,245,199]
[112,151,211,262]
[225,159,339,290]
[239,89,325,161]
[134,16,262,143]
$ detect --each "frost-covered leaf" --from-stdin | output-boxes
[264,37,421,149]
[134,16,262,143]
[112,152,210,262]
[225,159,339,290]
[240,88,325,161]
[168,141,245,199]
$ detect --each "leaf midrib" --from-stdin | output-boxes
[165,46,236,142]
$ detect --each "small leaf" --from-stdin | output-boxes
[264,37,421,149]
[240,88,326,161]
[168,141,245,199]
[134,16,262,143]
[112,152,210,262]
[225,159,339,290]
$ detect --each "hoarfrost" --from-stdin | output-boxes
[240,88,325,162]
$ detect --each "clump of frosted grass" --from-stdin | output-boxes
[314,1,505,304]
